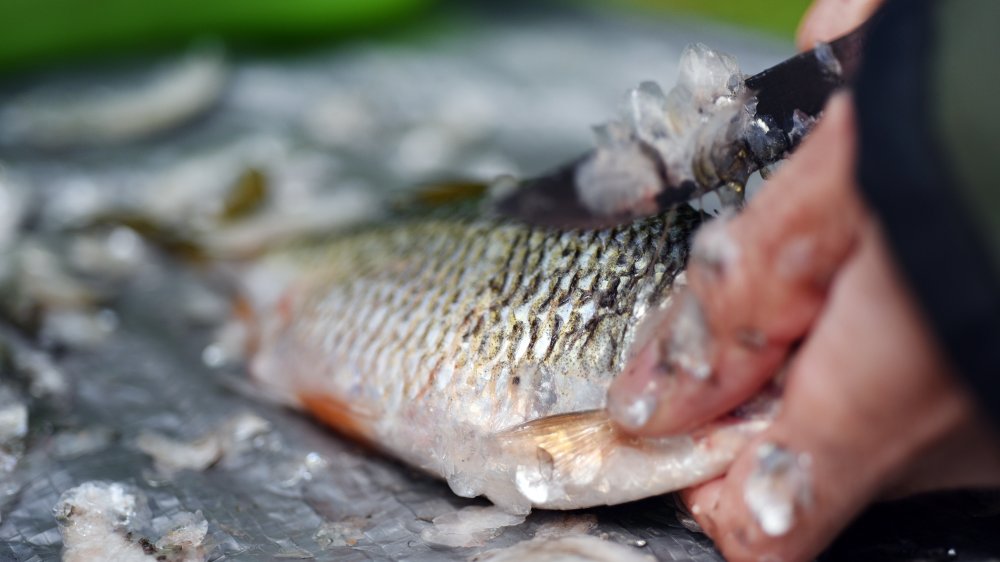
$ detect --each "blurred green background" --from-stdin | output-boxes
[0,0,811,74]
[608,0,811,37]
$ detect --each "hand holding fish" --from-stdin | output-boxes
[608,1,1000,560]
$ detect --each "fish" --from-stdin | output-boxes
[239,193,772,514]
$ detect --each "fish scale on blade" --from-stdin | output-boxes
[243,201,774,513]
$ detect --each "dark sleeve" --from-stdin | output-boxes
[853,0,1000,426]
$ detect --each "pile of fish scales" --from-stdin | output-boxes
[575,44,751,217]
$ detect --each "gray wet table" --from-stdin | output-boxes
[0,5,998,561]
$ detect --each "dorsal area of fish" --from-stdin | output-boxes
[245,204,771,512]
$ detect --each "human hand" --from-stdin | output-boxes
[796,0,883,51]
[604,3,1000,557]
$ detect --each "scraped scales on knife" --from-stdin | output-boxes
[494,22,867,229]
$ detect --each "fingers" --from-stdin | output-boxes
[796,0,884,51]
[609,94,865,435]
[680,223,975,562]
[680,429,873,562]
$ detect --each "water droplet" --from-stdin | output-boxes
[201,344,226,368]
[446,471,484,499]
[789,109,817,145]
[97,309,119,333]
[736,327,767,351]
[514,447,556,504]
[625,81,669,142]
[106,226,142,263]
[814,42,843,77]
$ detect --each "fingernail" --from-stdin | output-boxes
[743,442,814,537]
[609,290,713,430]
[608,381,658,429]
[664,291,713,381]
[775,235,819,282]
[608,342,665,430]
[691,211,739,284]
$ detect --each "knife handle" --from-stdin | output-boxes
[744,21,869,141]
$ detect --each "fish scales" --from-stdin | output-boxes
[288,211,682,417]
[247,203,772,512]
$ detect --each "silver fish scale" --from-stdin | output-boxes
[268,205,701,436]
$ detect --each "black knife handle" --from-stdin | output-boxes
[744,22,869,139]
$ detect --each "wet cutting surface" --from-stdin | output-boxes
[0,6,998,561]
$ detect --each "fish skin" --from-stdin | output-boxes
[245,202,771,513]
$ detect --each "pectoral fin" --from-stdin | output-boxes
[298,393,377,447]
[497,410,622,488]
[493,408,770,510]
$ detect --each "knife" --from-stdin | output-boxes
[494,22,868,229]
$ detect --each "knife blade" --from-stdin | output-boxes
[494,22,868,229]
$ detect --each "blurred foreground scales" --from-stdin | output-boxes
[240,195,771,513]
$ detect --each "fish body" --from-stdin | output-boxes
[245,201,769,513]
